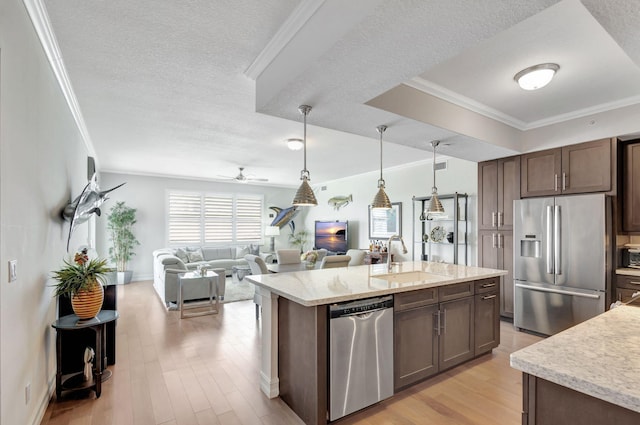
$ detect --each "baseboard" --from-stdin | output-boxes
[30,376,55,425]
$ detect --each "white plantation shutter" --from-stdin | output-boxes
[168,193,202,244]
[204,195,233,243]
[236,197,262,242]
[168,191,262,245]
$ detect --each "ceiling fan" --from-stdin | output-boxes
[217,167,269,183]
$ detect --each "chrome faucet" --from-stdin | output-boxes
[387,234,408,271]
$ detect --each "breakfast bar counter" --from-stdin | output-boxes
[510,304,640,424]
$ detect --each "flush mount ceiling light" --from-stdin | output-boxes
[514,63,560,90]
[371,125,392,210]
[292,105,318,207]
[426,140,445,215]
[286,138,304,151]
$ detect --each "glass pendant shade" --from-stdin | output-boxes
[292,105,317,206]
[371,125,392,210]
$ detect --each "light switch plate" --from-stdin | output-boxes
[8,260,17,282]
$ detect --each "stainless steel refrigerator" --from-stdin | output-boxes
[514,193,612,336]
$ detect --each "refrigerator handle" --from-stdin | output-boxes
[546,205,553,274]
[554,205,561,276]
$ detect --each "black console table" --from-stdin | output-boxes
[52,310,119,398]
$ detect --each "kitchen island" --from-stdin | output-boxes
[510,304,640,425]
[247,261,506,424]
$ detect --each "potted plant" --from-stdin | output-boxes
[107,201,140,284]
[52,250,110,319]
[289,230,309,254]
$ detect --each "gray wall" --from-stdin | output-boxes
[1,1,93,423]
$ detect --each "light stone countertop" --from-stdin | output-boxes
[616,268,640,277]
[246,261,506,306]
[510,305,640,413]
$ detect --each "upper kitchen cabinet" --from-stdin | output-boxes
[521,138,614,198]
[478,156,520,230]
[622,141,640,232]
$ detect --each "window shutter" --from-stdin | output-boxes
[168,193,202,244]
[204,195,233,243]
[236,197,262,242]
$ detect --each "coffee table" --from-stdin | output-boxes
[178,270,219,318]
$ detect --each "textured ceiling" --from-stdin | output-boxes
[43,0,640,187]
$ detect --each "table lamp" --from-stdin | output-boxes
[265,226,280,252]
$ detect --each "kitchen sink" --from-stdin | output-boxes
[374,271,442,284]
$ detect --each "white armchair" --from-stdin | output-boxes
[276,249,301,265]
[245,254,269,320]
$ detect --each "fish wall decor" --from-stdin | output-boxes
[62,173,125,250]
[327,194,353,211]
[269,206,299,233]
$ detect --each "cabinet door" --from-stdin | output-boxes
[475,290,500,355]
[394,304,439,391]
[521,148,561,198]
[623,142,640,231]
[478,231,499,269]
[500,231,514,317]
[561,138,611,194]
[497,156,520,230]
[478,160,498,230]
[439,297,474,371]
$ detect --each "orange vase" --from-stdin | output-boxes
[71,279,104,319]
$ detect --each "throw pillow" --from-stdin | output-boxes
[236,246,249,258]
[175,248,189,263]
[187,248,204,263]
[249,243,260,255]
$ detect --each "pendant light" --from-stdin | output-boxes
[292,105,318,206]
[371,125,392,209]
[426,140,445,215]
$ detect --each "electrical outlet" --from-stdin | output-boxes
[8,260,17,282]
[25,383,30,404]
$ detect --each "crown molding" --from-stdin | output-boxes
[244,0,326,80]
[406,77,528,130]
[22,0,97,162]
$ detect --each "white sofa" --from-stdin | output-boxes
[152,245,269,308]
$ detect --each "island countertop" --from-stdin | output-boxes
[246,261,506,306]
[510,304,640,414]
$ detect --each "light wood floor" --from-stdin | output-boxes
[41,281,542,425]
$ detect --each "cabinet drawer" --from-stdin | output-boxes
[475,277,500,294]
[616,275,640,290]
[395,288,438,312]
[439,282,473,302]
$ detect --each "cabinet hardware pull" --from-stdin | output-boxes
[481,283,496,288]
[441,309,446,334]
[482,295,497,300]
[497,233,503,249]
[497,212,503,228]
[491,212,497,228]
[554,174,559,191]
[629,281,640,285]
[562,172,567,191]
[492,233,497,249]
[434,311,441,336]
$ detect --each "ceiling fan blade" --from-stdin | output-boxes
[247,177,269,182]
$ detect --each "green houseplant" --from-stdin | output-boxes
[107,201,140,284]
[289,230,309,254]
[52,251,110,319]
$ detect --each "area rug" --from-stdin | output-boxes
[221,277,255,303]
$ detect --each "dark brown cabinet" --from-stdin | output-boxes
[474,278,500,355]
[478,156,520,231]
[478,230,513,317]
[394,280,498,391]
[622,141,640,232]
[614,274,640,302]
[478,156,518,318]
[521,138,613,198]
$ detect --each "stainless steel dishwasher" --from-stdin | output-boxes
[329,295,394,421]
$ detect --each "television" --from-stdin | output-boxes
[314,220,349,254]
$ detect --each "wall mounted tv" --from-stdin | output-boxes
[314,220,348,254]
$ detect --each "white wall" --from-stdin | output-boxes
[301,157,478,264]
[0,1,92,424]
[95,172,296,280]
